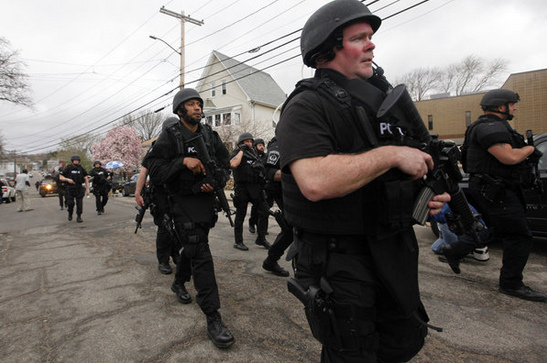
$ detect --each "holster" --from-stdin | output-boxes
[288,277,378,352]
[472,174,506,202]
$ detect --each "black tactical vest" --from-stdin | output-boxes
[280,70,422,236]
[464,114,529,181]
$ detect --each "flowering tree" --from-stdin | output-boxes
[91,126,143,173]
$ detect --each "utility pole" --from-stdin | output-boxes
[159,6,204,88]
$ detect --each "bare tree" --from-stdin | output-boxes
[119,110,165,141]
[397,55,508,100]
[0,37,32,107]
[448,55,507,96]
[396,67,443,101]
[213,116,273,154]
[438,64,458,95]
[0,130,5,159]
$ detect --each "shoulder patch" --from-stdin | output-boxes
[267,150,280,166]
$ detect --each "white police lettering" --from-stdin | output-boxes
[187,146,197,154]
[379,122,404,136]
[267,150,280,166]
[246,159,254,165]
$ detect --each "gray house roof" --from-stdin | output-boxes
[201,50,287,108]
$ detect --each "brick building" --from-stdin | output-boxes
[415,68,547,143]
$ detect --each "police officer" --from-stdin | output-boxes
[146,88,235,349]
[248,138,268,234]
[462,89,546,302]
[276,1,450,361]
[230,133,270,251]
[261,137,291,277]
[60,155,90,223]
[88,161,111,215]
[135,118,184,276]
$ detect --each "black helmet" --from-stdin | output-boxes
[238,132,254,145]
[301,0,381,68]
[481,89,520,120]
[172,88,203,114]
[253,138,265,147]
[93,160,101,166]
[480,89,520,108]
[70,155,81,162]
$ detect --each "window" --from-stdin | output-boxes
[233,113,240,126]
[222,81,227,95]
[465,111,471,126]
[206,116,213,126]
[214,114,221,127]
[428,115,433,130]
[211,82,216,97]
[223,113,231,126]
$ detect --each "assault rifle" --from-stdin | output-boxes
[188,134,234,227]
[374,64,483,273]
[262,190,291,232]
[134,185,152,233]
[526,130,544,206]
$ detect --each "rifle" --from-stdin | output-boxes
[262,190,291,231]
[188,134,234,227]
[374,64,483,273]
[134,184,151,233]
[526,130,544,207]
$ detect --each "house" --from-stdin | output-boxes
[196,50,287,149]
[415,68,547,143]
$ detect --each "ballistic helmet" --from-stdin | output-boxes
[238,132,254,145]
[253,138,265,147]
[70,155,81,162]
[480,89,520,109]
[172,88,203,114]
[301,0,381,68]
[93,160,101,166]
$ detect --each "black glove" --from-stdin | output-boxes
[240,144,251,152]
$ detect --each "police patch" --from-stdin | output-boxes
[267,150,280,166]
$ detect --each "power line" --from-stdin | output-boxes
[8,0,438,154]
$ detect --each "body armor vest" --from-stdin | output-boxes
[281,70,423,235]
[464,114,530,181]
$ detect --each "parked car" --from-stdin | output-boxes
[39,177,59,197]
[122,174,139,197]
[1,178,16,203]
[430,132,547,238]
[111,176,124,193]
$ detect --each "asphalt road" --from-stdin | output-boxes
[1,186,546,363]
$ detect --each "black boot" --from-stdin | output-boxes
[76,215,83,223]
[233,242,249,251]
[206,312,235,348]
[255,238,271,250]
[158,263,172,275]
[68,213,73,221]
[171,282,192,304]
[263,256,289,277]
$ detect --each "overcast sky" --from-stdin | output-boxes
[1,0,546,155]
